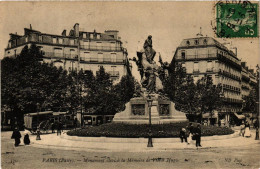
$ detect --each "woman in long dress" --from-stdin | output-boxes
[187,123,194,145]
[240,121,245,137]
[11,127,21,147]
[244,121,251,137]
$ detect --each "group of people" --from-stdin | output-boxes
[11,127,30,147]
[179,123,202,147]
[51,121,63,136]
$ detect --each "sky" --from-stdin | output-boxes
[0,1,259,79]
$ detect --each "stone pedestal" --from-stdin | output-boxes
[113,95,187,124]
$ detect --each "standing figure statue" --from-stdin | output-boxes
[133,35,168,94]
[143,35,156,63]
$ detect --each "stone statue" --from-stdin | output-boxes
[133,35,168,94]
[143,35,156,63]
[113,35,188,124]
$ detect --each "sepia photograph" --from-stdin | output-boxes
[0,1,259,169]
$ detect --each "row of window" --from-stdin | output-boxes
[180,50,215,59]
[219,62,240,77]
[53,61,121,80]
[181,61,214,72]
[180,50,238,66]
[220,76,240,88]
[50,37,76,45]
[50,36,118,47]
[82,33,101,39]
[51,49,121,61]
[9,34,103,47]
[193,61,213,71]
[186,39,208,46]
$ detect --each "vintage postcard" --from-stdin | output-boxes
[1,1,259,169]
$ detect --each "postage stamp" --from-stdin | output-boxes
[216,1,258,38]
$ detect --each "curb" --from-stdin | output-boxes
[61,131,240,143]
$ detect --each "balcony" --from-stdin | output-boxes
[42,52,126,64]
[43,52,78,60]
[178,54,217,61]
[219,70,241,81]
[80,45,123,52]
[80,57,125,64]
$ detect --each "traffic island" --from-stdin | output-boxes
[67,122,234,138]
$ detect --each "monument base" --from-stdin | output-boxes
[113,95,187,124]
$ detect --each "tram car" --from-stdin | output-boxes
[24,111,75,133]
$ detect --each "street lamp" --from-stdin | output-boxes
[147,95,153,147]
[36,103,41,140]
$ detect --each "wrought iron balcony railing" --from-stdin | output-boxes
[80,45,123,51]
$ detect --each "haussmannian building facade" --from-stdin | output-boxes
[172,36,244,124]
[4,23,131,82]
[241,62,257,119]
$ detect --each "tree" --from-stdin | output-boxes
[164,64,198,117]
[164,63,223,124]
[84,66,115,115]
[82,67,140,116]
[196,75,222,125]
[163,64,187,102]
[114,75,137,103]
[1,44,143,127]
[1,44,71,127]
[242,89,257,114]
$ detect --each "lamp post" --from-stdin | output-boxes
[36,103,41,140]
[147,95,153,147]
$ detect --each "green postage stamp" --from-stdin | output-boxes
[216,1,258,38]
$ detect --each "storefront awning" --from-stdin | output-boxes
[25,111,53,116]
[53,112,67,116]
[234,113,245,119]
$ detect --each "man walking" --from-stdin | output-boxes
[194,124,202,147]
[57,121,62,136]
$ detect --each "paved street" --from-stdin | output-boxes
[1,130,260,169]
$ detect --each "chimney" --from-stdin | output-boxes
[62,30,66,36]
[30,24,32,30]
[105,30,119,39]
[74,23,79,37]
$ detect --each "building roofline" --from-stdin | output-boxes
[181,36,237,59]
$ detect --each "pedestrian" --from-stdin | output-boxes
[57,121,62,136]
[11,127,21,147]
[23,129,30,145]
[187,123,194,145]
[51,122,55,133]
[244,121,251,137]
[254,119,259,140]
[179,128,187,143]
[255,126,259,140]
[254,119,259,129]
[74,118,78,130]
[194,124,202,147]
[240,121,245,137]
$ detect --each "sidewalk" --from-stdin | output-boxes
[29,130,260,152]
